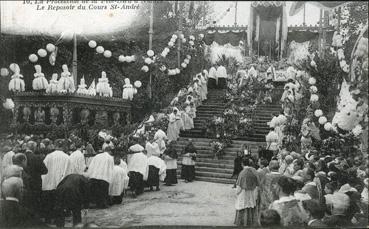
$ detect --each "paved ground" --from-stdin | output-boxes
[80,181,236,227]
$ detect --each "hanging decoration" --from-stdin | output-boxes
[96,46,104,54]
[1,68,9,77]
[46,43,56,52]
[104,50,112,58]
[29,54,38,63]
[88,40,97,48]
[134,81,142,88]
[37,49,47,58]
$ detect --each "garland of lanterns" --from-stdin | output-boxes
[87,40,136,63]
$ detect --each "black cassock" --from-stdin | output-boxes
[54,174,90,227]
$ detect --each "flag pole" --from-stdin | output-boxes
[234,1,238,26]
[148,1,154,99]
[72,33,78,86]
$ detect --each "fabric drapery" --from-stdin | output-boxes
[42,150,69,191]
[86,152,114,184]
[127,152,149,181]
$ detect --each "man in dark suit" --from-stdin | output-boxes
[54,174,90,227]
[0,177,45,227]
[303,199,327,227]
[23,141,48,215]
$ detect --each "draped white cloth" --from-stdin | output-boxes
[42,150,69,191]
[147,155,167,182]
[288,41,310,65]
[119,159,128,171]
[216,66,228,79]
[208,67,217,79]
[127,152,149,181]
[86,152,114,183]
[205,42,243,64]
[65,150,86,176]
[109,165,129,196]
[145,142,161,157]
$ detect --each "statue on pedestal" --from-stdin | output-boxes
[50,106,60,125]
[96,71,113,97]
[8,63,25,92]
[32,65,49,91]
[22,107,31,123]
[80,109,90,125]
[34,107,45,125]
[47,73,59,94]
[58,64,75,93]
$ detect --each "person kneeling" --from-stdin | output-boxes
[109,156,129,205]
[54,174,90,227]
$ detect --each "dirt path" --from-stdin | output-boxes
[83,181,236,227]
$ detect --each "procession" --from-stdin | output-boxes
[0,1,368,228]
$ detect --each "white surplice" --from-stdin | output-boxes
[127,152,149,180]
[65,149,86,176]
[42,150,69,191]
[109,165,130,196]
[86,152,114,183]
[145,142,161,157]
[148,155,167,181]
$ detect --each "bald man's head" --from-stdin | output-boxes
[2,177,23,200]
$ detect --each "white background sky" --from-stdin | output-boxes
[1,1,322,36]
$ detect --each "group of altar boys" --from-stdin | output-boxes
[7,62,138,100]
[0,129,177,227]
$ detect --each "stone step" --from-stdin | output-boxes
[177,164,233,174]
[196,171,233,179]
[195,176,234,184]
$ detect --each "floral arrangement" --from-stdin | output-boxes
[209,140,225,159]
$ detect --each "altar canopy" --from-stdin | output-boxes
[248,1,288,59]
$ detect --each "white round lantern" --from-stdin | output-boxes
[164,47,170,53]
[186,55,191,60]
[184,59,190,64]
[189,41,194,46]
[324,122,333,131]
[147,50,154,57]
[179,34,184,39]
[104,50,112,58]
[96,46,104,54]
[175,68,180,74]
[309,86,318,93]
[144,58,152,65]
[141,65,149,72]
[134,80,142,88]
[181,63,187,68]
[318,116,327,125]
[314,109,323,117]
[310,94,319,102]
[199,34,204,39]
[37,49,47,57]
[118,55,126,62]
[125,56,132,63]
[161,52,167,58]
[29,54,38,63]
[168,69,175,76]
[308,77,316,85]
[189,35,195,40]
[172,34,178,39]
[1,68,9,77]
[88,40,97,48]
[2,98,14,110]
[182,38,186,43]
[46,43,56,52]
[168,41,174,47]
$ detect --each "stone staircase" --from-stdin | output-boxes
[174,84,284,184]
[175,137,265,184]
[180,89,226,138]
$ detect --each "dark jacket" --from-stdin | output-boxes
[24,151,47,192]
[55,174,90,210]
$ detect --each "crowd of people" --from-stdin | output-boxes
[232,144,368,227]
[0,132,199,227]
